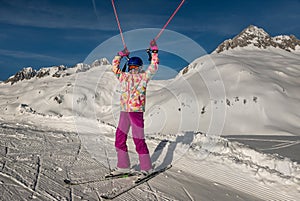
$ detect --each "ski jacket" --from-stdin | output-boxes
[112,53,159,112]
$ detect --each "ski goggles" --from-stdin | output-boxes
[129,65,140,70]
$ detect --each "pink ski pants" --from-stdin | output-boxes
[115,111,152,171]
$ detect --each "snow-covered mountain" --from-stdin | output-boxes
[214,25,300,53]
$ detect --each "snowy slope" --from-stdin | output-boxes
[194,48,300,135]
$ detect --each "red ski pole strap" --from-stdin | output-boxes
[155,0,185,41]
[111,0,127,48]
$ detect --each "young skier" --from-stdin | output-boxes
[109,40,159,177]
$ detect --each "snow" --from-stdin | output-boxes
[0,46,300,200]
[243,25,270,38]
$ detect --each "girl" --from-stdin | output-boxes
[109,40,159,176]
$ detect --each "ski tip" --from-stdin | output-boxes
[100,195,113,200]
[64,179,71,184]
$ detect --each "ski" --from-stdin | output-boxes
[100,165,172,200]
[64,172,137,186]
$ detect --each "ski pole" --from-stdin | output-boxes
[155,0,185,41]
[111,0,127,49]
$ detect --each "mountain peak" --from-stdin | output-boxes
[239,25,270,38]
[214,25,300,53]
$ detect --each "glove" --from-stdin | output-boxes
[150,39,158,53]
[146,48,152,61]
[118,47,130,57]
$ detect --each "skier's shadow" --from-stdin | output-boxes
[151,132,194,170]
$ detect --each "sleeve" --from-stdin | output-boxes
[111,55,122,79]
[145,52,159,80]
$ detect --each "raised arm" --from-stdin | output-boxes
[145,39,159,80]
[111,47,130,78]
[112,55,122,78]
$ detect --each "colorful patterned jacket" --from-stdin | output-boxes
[112,53,159,112]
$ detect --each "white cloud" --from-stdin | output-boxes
[0,49,70,64]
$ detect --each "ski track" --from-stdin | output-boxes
[182,186,194,201]
[264,141,300,150]
[0,122,177,200]
[0,124,96,200]
[0,123,184,200]
[227,137,296,144]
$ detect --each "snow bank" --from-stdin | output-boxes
[190,134,300,179]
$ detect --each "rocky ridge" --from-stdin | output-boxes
[4,58,110,85]
[214,25,300,53]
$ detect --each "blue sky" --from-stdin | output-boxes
[0,0,299,81]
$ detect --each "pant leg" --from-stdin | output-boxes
[129,112,152,171]
[115,111,131,168]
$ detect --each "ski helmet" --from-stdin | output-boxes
[128,57,143,67]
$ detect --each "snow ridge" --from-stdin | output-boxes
[4,58,110,85]
[214,25,300,53]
